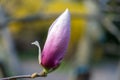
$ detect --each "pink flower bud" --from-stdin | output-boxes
[32,9,70,72]
[41,9,70,70]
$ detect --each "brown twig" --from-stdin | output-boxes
[0,71,47,80]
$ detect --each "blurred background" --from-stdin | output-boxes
[0,0,120,80]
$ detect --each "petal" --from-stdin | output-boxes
[31,41,41,64]
[41,9,70,69]
[48,8,70,34]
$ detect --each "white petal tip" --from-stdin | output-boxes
[64,8,70,14]
[31,41,39,45]
[65,8,69,12]
[62,8,70,18]
[58,8,70,20]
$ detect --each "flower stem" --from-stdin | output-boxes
[0,71,47,80]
